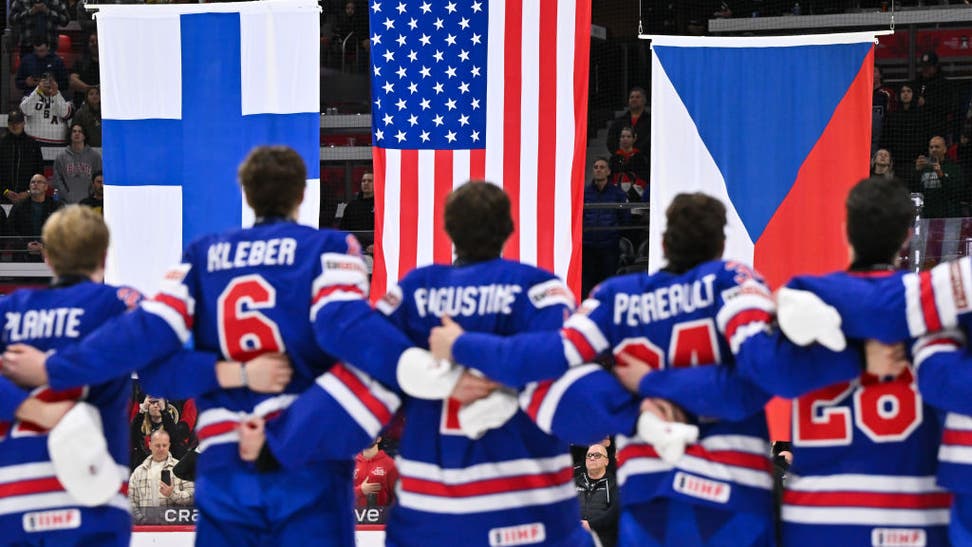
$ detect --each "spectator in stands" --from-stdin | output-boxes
[608,126,649,199]
[7,173,62,261]
[576,443,619,547]
[331,0,369,69]
[8,0,69,55]
[870,148,894,180]
[583,158,629,296]
[0,109,44,204]
[957,121,972,182]
[339,171,375,253]
[129,429,194,524]
[881,82,930,169]
[913,135,966,218]
[130,395,190,470]
[872,65,896,155]
[353,436,398,508]
[20,71,73,145]
[69,33,99,108]
[51,123,101,204]
[79,170,103,214]
[606,87,650,155]
[72,86,100,147]
[915,51,955,142]
[15,38,69,96]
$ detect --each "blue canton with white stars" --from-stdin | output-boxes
[369,0,487,150]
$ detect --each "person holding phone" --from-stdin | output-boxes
[129,429,194,524]
[913,135,966,218]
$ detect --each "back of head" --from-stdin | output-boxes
[238,146,306,218]
[663,193,727,274]
[846,176,913,266]
[42,205,109,277]
[445,181,513,262]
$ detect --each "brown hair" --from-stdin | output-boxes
[42,205,109,276]
[237,146,306,218]
[662,193,727,273]
[445,181,513,262]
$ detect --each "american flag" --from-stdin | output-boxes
[369,0,590,298]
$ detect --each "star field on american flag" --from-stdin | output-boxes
[369,0,487,149]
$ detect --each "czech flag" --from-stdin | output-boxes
[647,33,878,438]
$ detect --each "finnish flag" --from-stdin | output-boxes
[98,0,321,295]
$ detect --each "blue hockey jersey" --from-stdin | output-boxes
[450,260,783,517]
[43,219,409,473]
[370,258,637,547]
[0,280,140,541]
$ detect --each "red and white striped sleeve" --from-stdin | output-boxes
[309,253,371,321]
[559,299,612,366]
[715,279,775,355]
[903,258,972,338]
[141,263,195,344]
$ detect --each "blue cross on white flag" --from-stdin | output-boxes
[98,0,321,295]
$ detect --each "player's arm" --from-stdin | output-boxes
[0,376,30,421]
[308,250,416,388]
[912,330,972,415]
[784,270,926,343]
[521,364,642,445]
[244,363,401,469]
[433,291,617,388]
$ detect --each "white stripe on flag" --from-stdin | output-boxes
[648,54,755,273]
[105,185,182,296]
[382,149,402,284]
[483,0,505,187]
[453,150,470,188]
[98,15,182,120]
[553,0,577,281]
[416,150,436,267]
[239,8,320,115]
[518,3,540,267]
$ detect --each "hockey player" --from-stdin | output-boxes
[240,181,645,547]
[427,192,862,546]
[773,183,972,545]
[0,206,290,546]
[736,178,950,546]
[1,146,421,546]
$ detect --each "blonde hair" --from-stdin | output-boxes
[42,205,109,276]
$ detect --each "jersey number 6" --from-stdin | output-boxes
[218,274,285,362]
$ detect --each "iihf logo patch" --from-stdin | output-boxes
[23,509,81,532]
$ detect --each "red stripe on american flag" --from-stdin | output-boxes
[724,309,773,340]
[330,363,393,425]
[398,150,419,278]
[534,0,557,273]
[501,0,522,262]
[942,429,972,446]
[0,421,9,439]
[561,326,597,361]
[401,467,572,498]
[197,420,237,441]
[567,0,592,298]
[525,380,554,421]
[0,477,63,497]
[34,387,84,402]
[433,150,453,265]
[783,490,952,509]
[311,284,364,306]
[919,270,943,332]
[154,293,193,329]
[371,147,388,301]
[470,149,486,180]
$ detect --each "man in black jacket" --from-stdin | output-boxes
[0,110,44,203]
[576,443,620,547]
